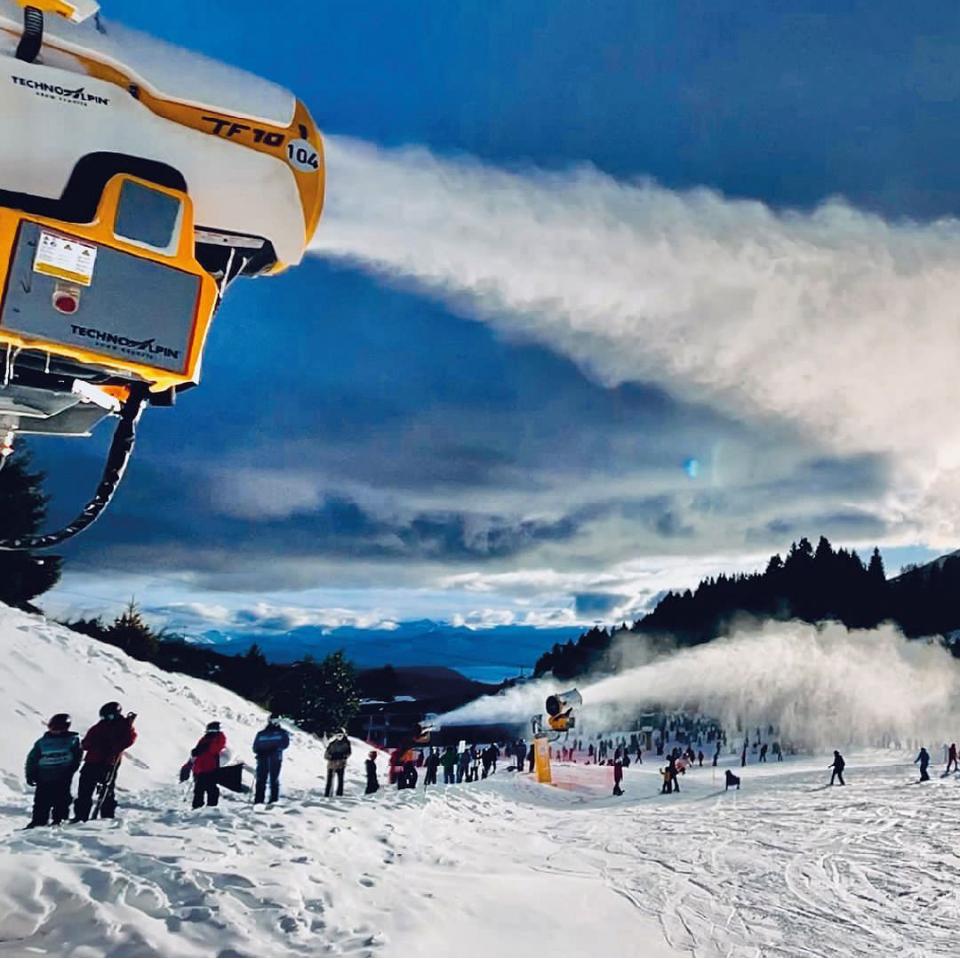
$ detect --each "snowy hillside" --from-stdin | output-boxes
[1,606,958,957]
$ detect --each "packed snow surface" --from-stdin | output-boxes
[1,606,958,957]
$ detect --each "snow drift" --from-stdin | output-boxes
[438,620,960,749]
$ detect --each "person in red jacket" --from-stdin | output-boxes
[612,755,624,796]
[72,701,137,822]
[189,721,227,808]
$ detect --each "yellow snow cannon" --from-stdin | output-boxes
[545,688,582,734]
[0,0,324,547]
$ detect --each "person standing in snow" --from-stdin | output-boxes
[829,750,846,786]
[946,743,958,774]
[440,745,457,784]
[773,741,783,761]
[252,713,289,804]
[365,751,380,794]
[697,749,704,767]
[457,747,470,783]
[612,756,624,796]
[514,740,526,771]
[25,713,81,828]
[480,746,492,779]
[915,746,931,782]
[189,721,227,808]
[73,702,137,822]
[759,743,768,762]
[424,748,440,786]
[324,730,352,797]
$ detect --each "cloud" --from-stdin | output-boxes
[574,592,631,618]
[152,601,400,634]
[311,136,960,545]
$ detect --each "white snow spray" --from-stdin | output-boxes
[435,620,960,749]
[311,135,960,543]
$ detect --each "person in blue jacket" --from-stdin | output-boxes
[25,713,81,828]
[252,713,290,804]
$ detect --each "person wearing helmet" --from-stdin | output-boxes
[324,730,352,797]
[252,714,290,805]
[24,713,82,828]
[73,702,137,822]
[188,721,227,808]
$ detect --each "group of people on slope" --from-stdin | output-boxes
[180,713,292,808]
[24,705,356,828]
[25,702,136,829]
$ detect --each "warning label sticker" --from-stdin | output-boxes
[33,231,98,287]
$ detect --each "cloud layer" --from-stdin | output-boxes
[311,136,960,545]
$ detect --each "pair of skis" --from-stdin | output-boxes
[90,756,121,820]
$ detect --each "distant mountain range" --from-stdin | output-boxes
[189,620,583,682]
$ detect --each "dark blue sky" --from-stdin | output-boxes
[36,0,952,648]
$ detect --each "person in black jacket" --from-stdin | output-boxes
[365,751,379,794]
[829,750,846,786]
[252,714,290,804]
[915,746,930,782]
[424,748,440,786]
[324,731,352,797]
[25,713,81,828]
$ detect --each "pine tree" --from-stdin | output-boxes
[104,599,160,661]
[270,650,360,736]
[867,547,886,584]
[0,452,61,608]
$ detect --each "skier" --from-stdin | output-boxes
[514,740,526,772]
[527,743,535,772]
[24,713,81,828]
[440,745,457,784]
[697,749,704,767]
[457,747,470,783]
[740,742,747,767]
[324,730,352,797]
[725,769,741,791]
[612,756,624,796]
[915,746,931,782]
[773,741,783,761]
[668,754,681,794]
[365,751,380,794]
[660,766,672,794]
[252,713,289,805]
[481,745,493,779]
[759,743,768,762]
[189,721,227,808]
[713,743,720,767]
[829,750,846,786]
[947,743,958,774]
[73,702,137,822]
[424,748,440,786]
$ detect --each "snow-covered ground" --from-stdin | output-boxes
[1,605,957,957]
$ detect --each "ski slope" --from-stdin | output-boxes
[0,605,957,957]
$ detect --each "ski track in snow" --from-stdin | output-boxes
[1,605,959,957]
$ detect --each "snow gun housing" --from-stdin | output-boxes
[0,0,323,546]
[545,689,581,732]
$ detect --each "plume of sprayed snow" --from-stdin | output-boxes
[437,621,960,749]
[311,135,960,543]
